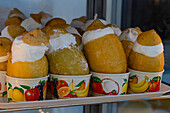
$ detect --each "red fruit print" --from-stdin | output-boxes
[92,80,103,94]
[25,88,40,101]
[148,80,160,92]
[108,90,118,95]
[65,93,77,98]
[57,80,68,90]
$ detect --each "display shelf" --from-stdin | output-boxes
[0,83,169,112]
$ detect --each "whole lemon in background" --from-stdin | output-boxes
[128,30,164,72]
[120,27,142,59]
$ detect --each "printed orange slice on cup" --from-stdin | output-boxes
[58,87,70,97]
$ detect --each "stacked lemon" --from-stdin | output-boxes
[71,16,88,35]
[128,29,164,93]
[43,18,91,98]
[7,29,49,78]
[83,19,127,73]
[82,19,129,96]
[6,28,49,102]
[4,8,50,101]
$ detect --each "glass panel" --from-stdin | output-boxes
[0,0,87,31]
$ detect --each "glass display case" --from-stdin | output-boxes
[0,0,169,113]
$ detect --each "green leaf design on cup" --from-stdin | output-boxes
[41,80,45,84]
[8,87,12,90]
[120,92,126,95]
[129,75,137,79]
[39,80,42,84]
[8,83,12,87]
[152,76,161,82]
[14,87,24,94]
[122,79,128,87]
[8,98,12,103]
[20,85,31,89]
[52,77,58,81]
[70,91,74,94]
[76,80,85,87]
[92,76,103,83]
[8,82,12,90]
[2,91,7,97]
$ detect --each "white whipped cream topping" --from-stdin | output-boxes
[82,27,114,45]
[132,41,164,57]
[47,30,77,54]
[81,19,107,31]
[66,27,81,36]
[12,36,48,63]
[81,56,88,71]
[21,17,43,31]
[111,26,122,37]
[71,20,85,28]
[9,13,26,19]
[0,52,10,62]
[119,28,138,42]
[1,26,14,41]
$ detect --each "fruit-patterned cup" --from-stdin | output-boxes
[6,75,48,102]
[91,72,130,96]
[50,74,92,99]
[128,68,164,94]
[0,71,7,96]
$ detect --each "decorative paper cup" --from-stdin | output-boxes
[128,68,164,94]
[91,72,130,96]
[6,75,48,102]
[50,74,92,99]
[0,71,7,96]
